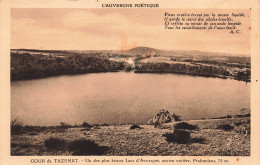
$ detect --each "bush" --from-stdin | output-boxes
[24,125,49,133]
[234,122,243,126]
[174,122,198,130]
[130,124,140,130]
[82,122,93,128]
[247,119,250,124]
[60,122,71,129]
[69,139,108,155]
[217,124,234,131]
[44,137,66,150]
[162,130,191,144]
[11,118,23,135]
[226,115,232,118]
[101,123,109,126]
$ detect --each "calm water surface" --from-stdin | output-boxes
[11,72,250,126]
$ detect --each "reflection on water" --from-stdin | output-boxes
[11,72,250,126]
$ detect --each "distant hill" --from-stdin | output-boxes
[119,46,249,57]
[120,47,162,56]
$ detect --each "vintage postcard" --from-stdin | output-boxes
[0,0,260,164]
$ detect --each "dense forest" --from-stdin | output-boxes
[11,53,126,80]
[135,62,230,76]
[135,62,250,82]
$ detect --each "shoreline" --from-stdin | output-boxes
[11,70,250,82]
[11,113,251,128]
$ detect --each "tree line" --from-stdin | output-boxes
[135,62,230,77]
[11,53,126,80]
[135,62,250,82]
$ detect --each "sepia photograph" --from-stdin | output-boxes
[10,8,251,157]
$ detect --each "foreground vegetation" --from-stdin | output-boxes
[11,116,250,156]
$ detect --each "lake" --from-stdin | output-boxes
[11,72,250,126]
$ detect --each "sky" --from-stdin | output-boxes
[11,8,250,55]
